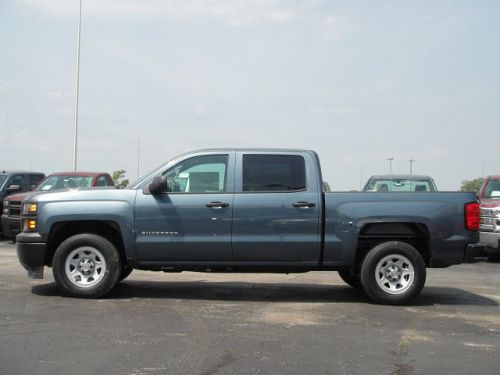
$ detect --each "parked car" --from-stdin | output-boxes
[478,175,500,260]
[2,172,114,238]
[363,174,438,192]
[0,171,45,236]
[16,149,479,304]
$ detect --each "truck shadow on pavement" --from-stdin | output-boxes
[31,281,498,307]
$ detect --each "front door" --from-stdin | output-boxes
[135,153,235,262]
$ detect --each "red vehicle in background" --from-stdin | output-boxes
[478,175,500,260]
[1,172,114,238]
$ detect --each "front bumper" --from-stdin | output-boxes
[1,215,21,238]
[16,232,46,279]
[478,231,500,252]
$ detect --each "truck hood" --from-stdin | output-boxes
[24,187,136,203]
[480,198,500,208]
[3,192,30,202]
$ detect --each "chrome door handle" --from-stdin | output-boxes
[292,201,316,208]
[206,202,229,208]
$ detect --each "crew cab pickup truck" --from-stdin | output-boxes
[478,175,500,259]
[2,172,114,238]
[16,149,480,305]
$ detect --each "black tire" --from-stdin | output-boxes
[338,267,361,288]
[487,253,500,263]
[360,241,426,305]
[52,233,121,298]
[119,266,133,281]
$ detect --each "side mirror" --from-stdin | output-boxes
[6,184,21,194]
[148,176,168,195]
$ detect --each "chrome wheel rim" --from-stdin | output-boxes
[65,247,107,288]
[375,254,415,295]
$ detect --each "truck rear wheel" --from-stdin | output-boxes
[52,234,121,298]
[360,241,426,305]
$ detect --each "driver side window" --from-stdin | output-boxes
[162,154,228,193]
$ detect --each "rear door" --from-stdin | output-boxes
[232,152,321,264]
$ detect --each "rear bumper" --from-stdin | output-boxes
[16,233,46,279]
[478,231,500,252]
[1,215,21,238]
[464,243,487,263]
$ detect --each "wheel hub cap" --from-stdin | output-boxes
[375,254,415,295]
[65,247,107,288]
[78,258,95,274]
[385,265,402,281]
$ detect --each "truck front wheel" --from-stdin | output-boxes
[52,234,121,298]
[360,241,426,305]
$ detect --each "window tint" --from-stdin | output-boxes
[163,154,228,193]
[243,154,306,192]
[95,175,111,187]
[484,179,500,199]
[28,174,44,189]
[10,175,25,190]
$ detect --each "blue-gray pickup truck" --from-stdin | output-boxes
[16,149,481,304]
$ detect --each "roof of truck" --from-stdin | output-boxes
[0,170,45,175]
[368,174,433,180]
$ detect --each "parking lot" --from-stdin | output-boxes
[0,239,499,374]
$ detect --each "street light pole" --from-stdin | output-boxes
[407,158,415,175]
[72,0,82,171]
[387,157,394,175]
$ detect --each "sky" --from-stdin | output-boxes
[1,0,499,191]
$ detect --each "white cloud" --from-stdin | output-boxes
[17,0,298,26]
[320,15,352,41]
[45,90,63,99]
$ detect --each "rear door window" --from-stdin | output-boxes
[242,154,306,192]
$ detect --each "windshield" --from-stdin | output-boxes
[484,179,500,199]
[0,175,7,188]
[364,178,433,192]
[37,175,94,191]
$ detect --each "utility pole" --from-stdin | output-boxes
[72,0,82,171]
[387,157,394,175]
[137,137,141,178]
[407,158,415,175]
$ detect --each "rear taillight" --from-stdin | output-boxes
[465,202,480,231]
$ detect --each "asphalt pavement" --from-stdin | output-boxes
[0,239,499,375]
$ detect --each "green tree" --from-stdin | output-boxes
[460,177,484,193]
[112,170,129,189]
[323,182,331,192]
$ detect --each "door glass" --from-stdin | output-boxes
[162,155,228,193]
[243,154,306,192]
[28,174,44,189]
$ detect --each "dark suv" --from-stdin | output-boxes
[0,171,45,236]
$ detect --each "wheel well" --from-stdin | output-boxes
[355,222,430,269]
[46,221,126,267]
